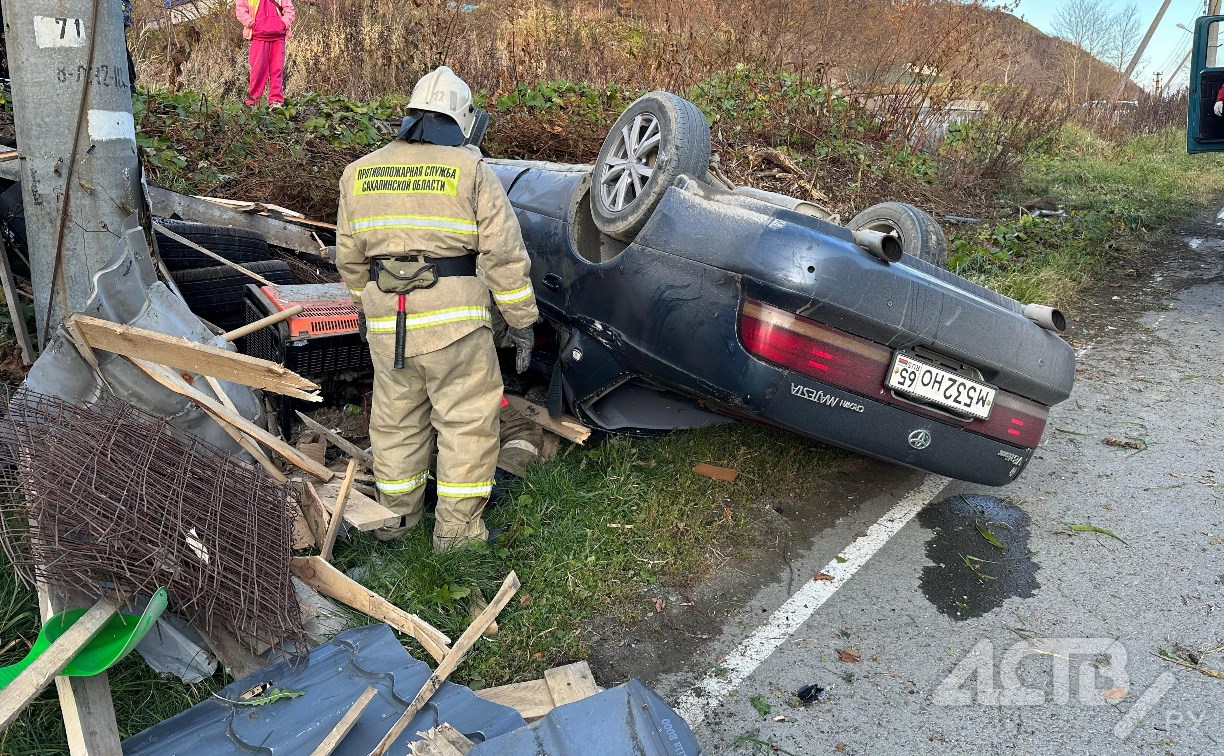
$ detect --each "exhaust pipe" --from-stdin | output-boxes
[853,229,903,263]
[1022,303,1066,332]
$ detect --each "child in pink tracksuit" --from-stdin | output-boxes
[235,0,295,107]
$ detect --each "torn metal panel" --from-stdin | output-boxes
[123,624,526,755]
[135,614,219,684]
[23,213,261,453]
[467,679,702,756]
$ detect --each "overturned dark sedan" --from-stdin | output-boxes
[489,92,1075,486]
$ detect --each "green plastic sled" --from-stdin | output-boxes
[0,587,168,690]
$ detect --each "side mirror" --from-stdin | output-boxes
[1188,15,1224,153]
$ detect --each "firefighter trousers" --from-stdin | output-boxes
[369,327,502,551]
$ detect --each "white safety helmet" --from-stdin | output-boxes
[407,66,476,138]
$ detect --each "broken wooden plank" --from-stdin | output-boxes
[544,661,600,707]
[221,304,303,342]
[313,478,398,531]
[0,149,18,162]
[295,411,372,466]
[0,239,34,366]
[692,463,739,482]
[300,482,331,547]
[309,685,378,756]
[34,585,123,755]
[204,375,288,483]
[409,724,475,756]
[289,556,450,663]
[503,395,590,444]
[146,184,321,254]
[371,572,520,756]
[0,596,121,729]
[320,460,357,561]
[474,661,599,721]
[132,359,333,481]
[71,315,321,401]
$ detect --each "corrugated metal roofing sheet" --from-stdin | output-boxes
[123,624,525,754]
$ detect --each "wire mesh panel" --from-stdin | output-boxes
[0,390,304,651]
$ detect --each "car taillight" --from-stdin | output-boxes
[740,299,1051,449]
[740,299,890,396]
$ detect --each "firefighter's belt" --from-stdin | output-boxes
[370,255,476,294]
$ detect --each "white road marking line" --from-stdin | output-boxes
[674,475,947,727]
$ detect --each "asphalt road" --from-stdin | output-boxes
[658,208,1224,755]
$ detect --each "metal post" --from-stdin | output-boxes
[1,0,143,344]
[1112,0,1175,101]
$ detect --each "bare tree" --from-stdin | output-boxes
[1051,0,1111,58]
[1051,0,1112,101]
[1105,3,1143,72]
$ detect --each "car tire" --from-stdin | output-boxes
[847,202,948,268]
[591,91,711,242]
[172,260,294,315]
[155,218,271,271]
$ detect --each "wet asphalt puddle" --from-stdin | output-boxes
[918,494,1039,620]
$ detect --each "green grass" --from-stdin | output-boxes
[948,126,1224,307]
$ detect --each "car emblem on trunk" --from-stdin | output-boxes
[908,429,932,450]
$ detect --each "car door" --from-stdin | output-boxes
[1188,15,1224,153]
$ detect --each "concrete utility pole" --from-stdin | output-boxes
[1112,0,1175,100]
[1,0,143,344]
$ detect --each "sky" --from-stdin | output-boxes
[1013,0,1210,91]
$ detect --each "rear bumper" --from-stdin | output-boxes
[759,374,1034,486]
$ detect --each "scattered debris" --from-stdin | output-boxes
[652,596,667,612]
[837,648,862,663]
[1103,436,1145,451]
[1063,522,1128,544]
[296,410,375,466]
[692,463,740,482]
[749,694,771,718]
[213,687,305,706]
[503,395,590,444]
[1154,647,1224,681]
[975,520,1006,549]
[813,572,835,582]
[795,683,827,705]
[410,723,476,756]
[1101,687,1127,703]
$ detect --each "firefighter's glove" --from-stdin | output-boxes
[507,325,534,374]
[1216,101,1223,117]
[358,310,367,342]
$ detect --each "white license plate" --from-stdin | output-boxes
[887,354,996,420]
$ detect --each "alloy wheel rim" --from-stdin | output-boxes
[599,112,662,212]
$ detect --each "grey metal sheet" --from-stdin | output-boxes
[122,624,526,755]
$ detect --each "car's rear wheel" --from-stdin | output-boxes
[591,91,711,242]
[848,202,948,267]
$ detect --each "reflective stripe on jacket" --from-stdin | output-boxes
[336,141,538,358]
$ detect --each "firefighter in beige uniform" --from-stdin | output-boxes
[336,67,538,550]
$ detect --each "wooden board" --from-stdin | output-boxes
[299,482,331,546]
[309,686,377,756]
[543,661,600,706]
[313,479,399,531]
[503,395,590,445]
[409,724,475,756]
[132,359,333,481]
[691,463,739,482]
[71,315,321,401]
[295,411,373,466]
[0,597,120,729]
[474,661,599,721]
[289,556,450,663]
[35,586,123,755]
[320,460,357,561]
[0,239,34,365]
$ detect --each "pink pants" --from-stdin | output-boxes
[246,37,285,105]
